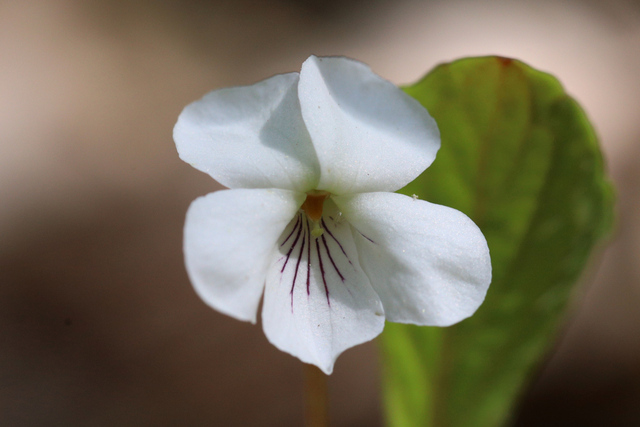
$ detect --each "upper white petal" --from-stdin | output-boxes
[174,72,320,191]
[297,55,440,195]
[334,192,491,326]
[184,188,305,323]
[262,203,385,374]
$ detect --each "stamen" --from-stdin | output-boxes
[310,221,324,238]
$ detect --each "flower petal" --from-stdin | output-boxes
[334,192,491,326]
[174,72,320,191]
[297,55,440,195]
[184,188,305,323]
[262,203,385,374]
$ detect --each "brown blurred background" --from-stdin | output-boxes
[1,0,639,425]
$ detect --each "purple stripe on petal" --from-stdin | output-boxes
[305,218,311,296]
[289,225,307,311]
[315,238,330,307]
[280,214,301,247]
[281,218,303,273]
[357,230,376,244]
[321,234,344,282]
[321,217,352,265]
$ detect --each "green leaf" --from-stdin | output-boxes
[381,56,615,427]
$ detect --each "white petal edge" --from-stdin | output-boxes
[298,55,440,195]
[184,188,305,323]
[262,202,385,374]
[334,192,491,326]
[174,72,320,192]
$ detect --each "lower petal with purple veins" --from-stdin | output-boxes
[262,203,385,374]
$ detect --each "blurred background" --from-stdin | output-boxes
[1,0,639,425]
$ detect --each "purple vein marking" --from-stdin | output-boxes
[357,230,376,244]
[321,218,352,265]
[315,238,330,306]
[280,214,301,247]
[305,219,312,296]
[289,225,307,311]
[281,217,303,273]
[321,234,344,282]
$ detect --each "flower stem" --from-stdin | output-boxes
[304,363,329,427]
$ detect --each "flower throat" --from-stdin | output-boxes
[301,191,329,238]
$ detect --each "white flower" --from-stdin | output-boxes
[174,55,491,374]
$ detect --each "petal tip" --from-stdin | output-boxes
[310,360,335,375]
